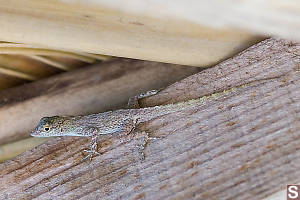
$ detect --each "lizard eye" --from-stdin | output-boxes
[43,125,50,132]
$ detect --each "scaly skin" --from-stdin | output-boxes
[30,85,247,161]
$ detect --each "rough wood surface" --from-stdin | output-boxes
[0,59,200,145]
[0,0,264,66]
[0,38,299,199]
[0,138,48,162]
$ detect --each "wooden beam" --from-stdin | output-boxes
[0,65,38,81]
[95,0,300,40]
[0,46,111,90]
[0,73,26,90]
[0,0,264,66]
[27,55,74,71]
[0,137,48,162]
[0,59,200,145]
[0,46,96,63]
[0,38,299,199]
[0,54,61,88]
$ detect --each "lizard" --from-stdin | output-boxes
[30,79,274,161]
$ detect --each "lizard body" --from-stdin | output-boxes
[30,84,247,160]
[31,98,201,138]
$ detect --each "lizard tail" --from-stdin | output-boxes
[139,86,240,122]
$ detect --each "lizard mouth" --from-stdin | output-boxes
[30,131,36,136]
[30,130,40,137]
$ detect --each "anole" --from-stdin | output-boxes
[30,80,271,161]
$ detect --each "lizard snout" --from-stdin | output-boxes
[30,129,40,137]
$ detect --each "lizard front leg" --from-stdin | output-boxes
[83,128,100,161]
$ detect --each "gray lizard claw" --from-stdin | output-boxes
[138,132,161,160]
[82,149,100,162]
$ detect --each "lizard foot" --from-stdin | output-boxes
[82,149,100,162]
[138,132,161,160]
[127,89,160,109]
[82,133,100,162]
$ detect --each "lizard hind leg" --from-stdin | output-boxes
[121,118,163,160]
[120,117,140,136]
[138,131,160,160]
[116,118,162,161]
[127,89,159,109]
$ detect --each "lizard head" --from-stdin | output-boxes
[31,116,72,137]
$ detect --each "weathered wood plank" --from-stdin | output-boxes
[0,73,26,90]
[0,0,264,66]
[0,138,48,162]
[0,54,61,89]
[97,0,300,40]
[0,38,299,199]
[0,59,200,145]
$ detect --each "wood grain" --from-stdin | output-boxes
[96,0,300,40]
[0,38,299,199]
[0,0,264,66]
[0,59,200,145]
[0,137,48,162]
